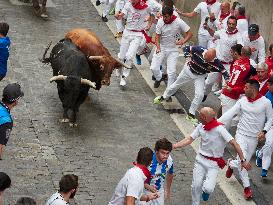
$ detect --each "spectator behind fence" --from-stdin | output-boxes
[0,22,11,81]
[45,174,78,205]
[0,172,11,205]
[15,197,37,205]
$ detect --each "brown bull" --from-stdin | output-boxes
[65,28,130,88]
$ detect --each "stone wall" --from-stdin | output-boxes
[175,0,273,48]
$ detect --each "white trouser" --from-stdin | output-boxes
[163,63,207,116]
[204,64,230,95]
[219,94,238,131]
[136,37,147,55]
[115,0,125,32]
[102,0,116,17]
[257,127,273,170]
[150,50,179,87]
[192,154,219,205]
[118,32,144,77]
[198,34,210,48]
[229,133,258,188]
[139,189,164,205]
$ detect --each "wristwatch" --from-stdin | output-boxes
[241,158,246,163]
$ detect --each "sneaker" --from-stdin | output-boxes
[154,96,164,104]
[40,12,48,18]
[226,166,233,178]
[136,54,142,65]
[214,89,222,96]
[109,8,115,15]
[186,114,198,125]
[102,15,108,22]
[40,6,48,18]
[120,76,126,86]
[261,169,268,178]
[154,79,161,88]
[202,95,207,102]
[256,150,262,167]
[162,74,168,81]
[244,187,253,200]
[96,0,101,6]
[114,32,123,38]
[202,191,210,201]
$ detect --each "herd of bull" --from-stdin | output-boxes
[41,28,131,127]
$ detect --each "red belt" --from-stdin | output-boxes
[130,29,154,44]
[201,154,226,169]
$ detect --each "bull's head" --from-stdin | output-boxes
[88,56,131,86]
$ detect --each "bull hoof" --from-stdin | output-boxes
[59,118,69,123]
[69,123,78,127]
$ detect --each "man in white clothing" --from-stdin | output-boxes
[108,147,159,205]
[234,5,248,34]
[150,6,192,89]
[173,107,251,205]
[220,79,273,200]
[242,24,265,65]
[45,174,78,205]
[181,0,221,48]
[115,0,154,87]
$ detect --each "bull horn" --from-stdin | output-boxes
[81,78,96,89]
[88,56,104,60]
[114,58,132,69]
[50,75,67,82]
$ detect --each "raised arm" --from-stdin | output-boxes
[173,136,194,149]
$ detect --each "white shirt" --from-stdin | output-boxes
[122,2,152,34]
[156,17,190,51]
[45,192,68,205]
[191,124,233,158]
[219,96,273,137]
[108,167,146,205]
[194,1,221,36]
[237,18,248,34]
[242,32,266,63]
[214,29,243,63]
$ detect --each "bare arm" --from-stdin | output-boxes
[176,30,193,46]
[124,196,135,205]
[173,136,194,149]
[181,11,198,18]
[164,173,173,200]
[115,12,125,20]
[229,139,251,170]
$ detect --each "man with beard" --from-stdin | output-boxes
[45,174,78,205]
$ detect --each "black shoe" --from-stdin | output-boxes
[152,75,156,81]
[154,80,161,88]
[202,95,207,102]
[96,0,101,6]
[162,74,168,81]
[102,16,108,22]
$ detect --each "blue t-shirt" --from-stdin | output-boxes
[0,36,11,75]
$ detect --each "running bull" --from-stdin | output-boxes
[42,29,130,127]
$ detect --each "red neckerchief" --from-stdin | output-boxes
[247,93,263,102]
[237,15,246,20]
[133,162,151,183]
[205,0,216,5]
[131,0,148,10]
[164,15,177,24]
[220,12,230,21]
[226,28,238,35]
[203,118,223,131]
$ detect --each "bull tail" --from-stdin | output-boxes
[40,41,52,64]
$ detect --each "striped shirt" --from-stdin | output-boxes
[147,152,174,191]
[183,46,229,80]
